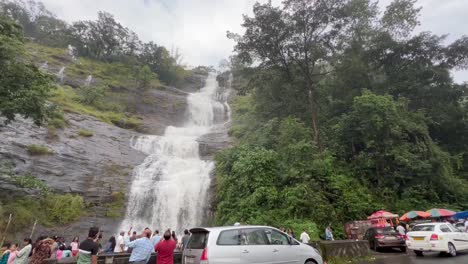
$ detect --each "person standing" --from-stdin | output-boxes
[7,244,18,264]
[127,230,138,253]
[155,230,177,264]
[465,219,468,233]
[300,229,310,244]
[13,239,32,264]
[30,238,54,264]
[151,230,161,246]
[77,227,100,264]
[396,224,406,236]
[0,244,11,264]
[103,237,116,254]
[325,226,334,241]
[125,228,154,264]
[114,231,125,254]
[181,230,190,250]
[70,237,80,257]
[287,228,295,239]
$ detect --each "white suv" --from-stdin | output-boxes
[182,225,323,264]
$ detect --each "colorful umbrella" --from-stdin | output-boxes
[367,210,399,220]
[400,211,431,222]
[426,208,456,218]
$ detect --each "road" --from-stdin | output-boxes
[369,250,468,264]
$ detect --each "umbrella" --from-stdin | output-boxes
[426,208,456,218]
[400,211,431,222]
[367,210,399,220]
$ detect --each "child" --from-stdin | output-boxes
[6,244,18,264]
[0,243,11,264]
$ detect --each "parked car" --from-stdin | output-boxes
[363,227,406,252]
[182,225,323,264]
[454,222,465,232]
[406,223,468,257]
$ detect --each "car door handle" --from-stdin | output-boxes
[242,249,249,254]
[273,249,279,253]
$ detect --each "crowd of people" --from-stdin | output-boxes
[0,227,191,264]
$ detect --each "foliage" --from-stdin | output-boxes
[105,191,125,218]
[50,86,143,131]
[0,193,84,233]
[78,129,94,137]
[0,16,55,125]
[27,144,52,155]
[43,193,84,224]
[217,0,468,239]
[77,85,105,106]
[12,173,50,193]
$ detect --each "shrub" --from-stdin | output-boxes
[27,144,52,155]
[44,193,84,224]
[106,191,125,218]
[78,129,94,137]
[12,173,50,193]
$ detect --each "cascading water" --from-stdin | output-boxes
[120,73,230,233]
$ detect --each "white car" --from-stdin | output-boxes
[182,225,323,264]
[406,222,468,257]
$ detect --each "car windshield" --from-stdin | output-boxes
[376,228,397,235]
[412,225,435,232]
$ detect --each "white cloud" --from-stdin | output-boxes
[40,0,467,82]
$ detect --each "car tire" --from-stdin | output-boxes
[448,242,457,257]
[373,243,380,252]
[400,247,407,253]
[414,250,424,257]
[305,260,317,264]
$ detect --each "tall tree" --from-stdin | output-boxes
[229,0,352,146]
[0,16,54,125]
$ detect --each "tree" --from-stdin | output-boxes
[229,0,352,146]
[0,16,54,125]
[134,65,157,89]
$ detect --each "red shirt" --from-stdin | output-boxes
[154,239,177,264]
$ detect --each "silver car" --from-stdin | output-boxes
[182,225,323,264]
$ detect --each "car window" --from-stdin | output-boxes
[265,229,290,245]
[412,225,435,232]
[440,225,451,233]
[447,224,458,232]
[217,230,240,245]
[376,228,397,235]
[187,232,208,249]
[240,229,268,245]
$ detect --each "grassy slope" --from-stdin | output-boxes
[26,42,164,131]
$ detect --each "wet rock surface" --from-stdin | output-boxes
[0,113,145,239]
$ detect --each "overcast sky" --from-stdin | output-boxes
[40,0,468,82]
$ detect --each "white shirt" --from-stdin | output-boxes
[464,221,468,231]
[114,235,125,253]
[300,232,310,244]
[396,225,406,235]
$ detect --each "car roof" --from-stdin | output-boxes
[190,225,279,232]
[414,223,446,226]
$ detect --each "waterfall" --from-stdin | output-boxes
[120,73,230,233]
[85,75,93,86]
[39,61,48,71]
[57,67,65,83]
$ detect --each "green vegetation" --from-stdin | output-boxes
[50,86,143,130]
[12,173,50,193]
[0,194,84,233]
[27,144,52,156]
[105,191,125,218]
[327,256,375,264]
[216,0,468,239]
[0,16,55,125]
[78,129,94,137]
